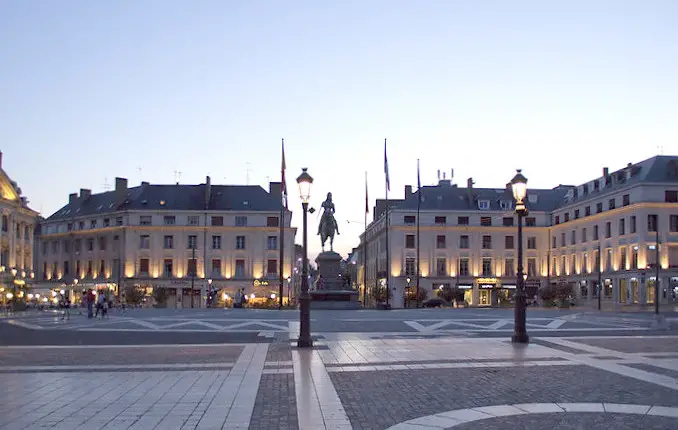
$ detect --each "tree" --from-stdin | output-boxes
[124,285,144,305]
[152,288,169,307]
[539,284,574,307]
[437,285,464,303]
[374,284,391,303]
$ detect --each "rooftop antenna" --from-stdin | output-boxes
[102,177,111,191]
[174,170,182,185]
[245,162,251,185]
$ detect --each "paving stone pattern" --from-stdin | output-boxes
[330,365,678,430]
[625,362,678,380]
[574,337,678,353]
[248,374,298,430]
[265,342,293,364]
[449,412,678,430]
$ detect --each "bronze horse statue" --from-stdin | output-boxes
[318,192,340,251]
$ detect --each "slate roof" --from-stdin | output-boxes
[46,184,284,221]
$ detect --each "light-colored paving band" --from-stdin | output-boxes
[0,362,235,372]
[387,403,678,429]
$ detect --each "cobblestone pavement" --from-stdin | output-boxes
[3,335,678,429]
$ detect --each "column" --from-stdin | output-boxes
[587,280,593,301]
[639,279,647,305]
[612,278,620,303]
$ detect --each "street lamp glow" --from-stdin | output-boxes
[270,293,277,300]
[60,289,65,295]
[73,279,79,286]
[296,168,314,204]
[27,294,34,299]
[510,169,528,205]
[6,292,13,299]
[10,268,17,277]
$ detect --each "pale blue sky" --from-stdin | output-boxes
[1,0,677,258]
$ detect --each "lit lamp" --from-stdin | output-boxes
[510,169,529,344]
[296,167,314,348]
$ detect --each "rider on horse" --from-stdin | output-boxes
[318,192,340,236]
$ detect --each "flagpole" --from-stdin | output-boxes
[416,159,421,308]
[279,138,285,310]
[364,171,369,307]
[384,138,390,309]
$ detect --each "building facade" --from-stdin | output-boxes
[0,152,39,298]
[36,177,296,307]
[359,156,678,308]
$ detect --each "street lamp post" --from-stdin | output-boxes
[297,168,313,348]
[510,170,529,344]
[406,277,411,308]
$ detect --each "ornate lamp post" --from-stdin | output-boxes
[296,168,314,348]
[510,170,529,344]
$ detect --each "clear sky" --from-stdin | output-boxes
[1,0,677,260]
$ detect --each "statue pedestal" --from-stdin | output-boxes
[310,251,360,310]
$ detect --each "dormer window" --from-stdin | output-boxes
[478,200,490,210]
[499,200,512,210]
[528,195,538,203]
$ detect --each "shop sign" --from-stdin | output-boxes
[253,280,270,287]
[170,280,189,286]
[476,277,498,284]
[479,284,494,289]
[503,285,517,289]
[457,285,473,289]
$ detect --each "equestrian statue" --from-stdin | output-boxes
[318,192,340,251]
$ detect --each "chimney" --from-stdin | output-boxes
[450,169,454,182]
[115,177,128,202]
[405,185,412,197]
[141,181,149,187]
[80,189,91,200]
[269,182,282,200]
[437,170,441,181]
[439,179,451,187]
[467,178,474,189]
[603,167,609,177]
[69,193,78,204]
[204,176,212,209]
[506,182,512,193]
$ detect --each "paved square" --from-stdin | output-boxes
[2,335,678,429]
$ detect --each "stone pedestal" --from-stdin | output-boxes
[310,251,360,310]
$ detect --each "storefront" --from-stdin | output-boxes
[458,285,473,305]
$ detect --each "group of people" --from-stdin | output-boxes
[233,288,249,308]
[56,290,113,320]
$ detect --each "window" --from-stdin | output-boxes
[236,236,246,250]
[574,210,580,220]
[671,215,678,233]
[52,262,57,279]
[582,254,588,273]
[593,225,599,241]
[620,248,627,270]
[505,235,514,249]
[140,235,150,249]
[78,221,84,230]
[482,258,492,276]
[594,250,601,272]
[459,235,469,249]
[63,240,70,253]
[267,216,279,227]
[560,232,566,247]
[606,248,612,272]
[87,260,92,276]
[164,216,176,225]
[139,258,149,275]
[235,216,248,227]
[163,259,173,277]
[527,237,537,249]
[404,216,416,225]
[213,235,222,249]
[525,217,536,227]
[1,215,7,232]
[458,258,469,276]
[74,239,81,253]
[188,216,199,226]
[608,198,616,210]
[581,228,587,242]
[482,235,492,249]
[188,235,197,249]
[552,257,558,276]
[596,202,603,213]
[405,258,416,276]
[235,259,246,277]
[436,258,447,276]
[564,213,570,222]
[527,258,537,277]
[504,258,514,276]
[503,217,514,227]
[623,194,630,206]
[647,214,659,232]
[619,219,626,235]
[405,235,415,249]
[63,261,69,276]
[570,255,576,275]
[211,216,224,226]
[140,216,152,225]
[605,222,611,238]
[436,235,446,249]
[267,236,277,250]
[90,220,97,229]
[630,216,636,233]
[666,191,678,203]
[42,262,47,279]
[631,247,638,269]
[42,241,47,256]
[99,237,106,251]
[211,259,221,276]
[99,260,104,277]
[187,258,197,277]
[561,256,567,274]
[75,260,81,277]
[457,216,469,225]
[115,216,123,226]
[103,218,110,227]
[67,223,73,232]
[478,200,490,210]
[87,238,94,251]
[434,216,446,225]
[570,230,576,245]
[585,206,591,217]
[552,236,556,249]
[164,235,174,249]
[480,217,492,226]
[555,215,560,225]
[267,259,278,275]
